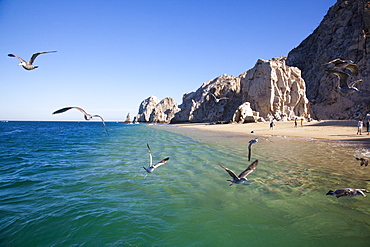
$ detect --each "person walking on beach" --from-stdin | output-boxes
[366,119,370,135]
[294,118,298,128]
[269,120,275,130]
[357,119,363,135]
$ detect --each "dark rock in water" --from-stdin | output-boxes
[286,0,370,120]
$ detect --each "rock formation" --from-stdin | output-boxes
[232,102,263,123]
[151,97,179,123]
[286,0,370,119]
[134,96,160,122]
[241,57,309,121]
[134,96,179,123]
[169,57,309,123]
[171,74,243,123]
[124,113,131,123]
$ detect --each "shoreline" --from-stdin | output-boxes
[163,120,370,143]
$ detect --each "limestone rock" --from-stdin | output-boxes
[232,102,263,123]
[134,96,160,122]
[286,0,370,119]
[241,57,309,121]
[134,96,179,123]
[171,74,242,123]
[150,97,179,123]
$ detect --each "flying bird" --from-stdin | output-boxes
[52,106,108,133]
[326,188,369,198]
[209,93,229,103]
[8,51,57,70]
[219,160,258,186]
[325,68,363,94]
[248,138,258,161]
[143,143,169,175]
[356,157,369,167]
[325,58,359,76]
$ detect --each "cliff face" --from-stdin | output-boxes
[136,0,370,123]
[134,96,179,123]
[241,57,308,121]
[286,0,370,119]
[140,57,308,124]
[171,74,243,123]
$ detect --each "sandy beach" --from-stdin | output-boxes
[167,120,370,143]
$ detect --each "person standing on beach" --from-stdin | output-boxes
[366,119,370,135]
[294,118,298,128]
[357,119,363,135]
[270,120,275,130]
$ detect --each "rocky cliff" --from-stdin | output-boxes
[134,96,179,123]
[240,57,308,121]
[171,74,243,123]
[286,0,370,119]
[135,57,309,123]
[135,0,369,123]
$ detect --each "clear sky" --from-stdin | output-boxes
[0,0,336,121]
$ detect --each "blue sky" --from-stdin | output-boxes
[0,0,336,121]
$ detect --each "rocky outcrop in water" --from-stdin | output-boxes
[134,96,179,123]
[286,0,370,119]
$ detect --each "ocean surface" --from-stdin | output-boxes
[1,121,369,247]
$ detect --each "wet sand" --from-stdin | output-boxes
[166,120,370,143]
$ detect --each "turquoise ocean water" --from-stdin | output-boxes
[1,121,369,246]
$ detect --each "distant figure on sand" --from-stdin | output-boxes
[357,119,363,135]
[294,118,298,128]
[300,118,304,126]
[356,157,369,167]
[269,120,274,130]
[366,119,370,135]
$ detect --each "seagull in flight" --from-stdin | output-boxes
[219,160,258,186]
[143,143,169,176]
[356,157,369,167]
[248,138,258,161]
[326,188,368,198]
[325,58,359,76]
[8,51,57,70]
[209,93,229,103]
[52,106,108,134]
[325,68,363,94]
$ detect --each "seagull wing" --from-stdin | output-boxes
[147,143,153,167]
[248,147,252,161]
[29,51,57,64]
[218,163,239,180]
[238,160,258,178]
[91,114,108,134]
[348,79,363,88]
[327,58,343,65]
[345,63,359,76]
[8,54,26,63]
[53,106,89,115]
[153,157,170,168]
[325,68,350,88]
[334,189,351,197]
